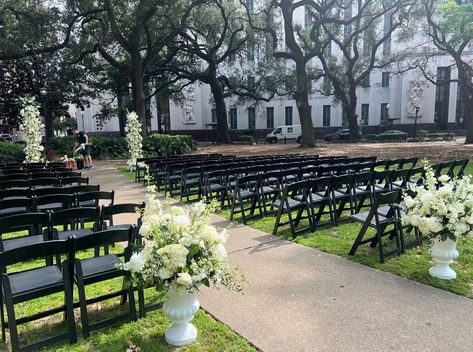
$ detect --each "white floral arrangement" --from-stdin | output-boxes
[402,164,473,242]
[18,96,44,163]
[122,186,243,293]
[124,111,144,171]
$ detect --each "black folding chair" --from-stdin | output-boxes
[62,176,89,187]
[73,228,137,338]
[30,177,61,189]
[67,184,100,194]
[50,207,100,241]
[0,238,76,351]
[306,177,335,227]
[349,191,403,263]
[257,171,282,216]
[100,203,145,231]
[272,181,313,238]
[180,166,202,202]
[202,170,229,207]
[0,189,29,200]
[331,174,355,223]
[0,180,29,190]
[453,159,469,178]
[229,174,263,224]
[353,171,374,213]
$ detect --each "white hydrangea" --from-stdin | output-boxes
[176,272,193,287]
[124,111,143,171]
[402,164,473,242]
[18,96,44,163]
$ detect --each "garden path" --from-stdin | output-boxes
[87,162,473,352]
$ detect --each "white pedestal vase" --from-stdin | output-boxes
[162,288,200,346]
[429,237,459,280]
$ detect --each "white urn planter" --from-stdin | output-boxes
[429,237,459,280]
[162,288,200,346]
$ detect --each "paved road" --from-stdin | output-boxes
[88,162,473,352]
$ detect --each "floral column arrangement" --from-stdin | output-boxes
[402,163,473,279]
[18,96,44,163]
[122,186,243,346]
[124,111,144,171]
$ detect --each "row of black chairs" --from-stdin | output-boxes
[0,176,89,190]
[0,190,115,217]
[0,170,80,181]
[0,184,101,200]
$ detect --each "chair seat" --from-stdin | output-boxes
[0,207,28,217]
[184,178,199,186]
[239,190,256,199]
[79,200,97,207]
[261,186,278,194]
[208,184,226,192]
[9,266,63,297]
[273,198,304,210]
[351,212,390,226]
[309,193,330,204]
[3,235,45,251]
[77,254,121,278]
[168,175,180,181]
[56,228,93,240]
[106,224,132,231]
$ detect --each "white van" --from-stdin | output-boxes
[265,125,302,144]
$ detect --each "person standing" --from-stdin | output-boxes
[71,127,93,169]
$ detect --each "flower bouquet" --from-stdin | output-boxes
[122,187,243,345]
[402,164,473,279]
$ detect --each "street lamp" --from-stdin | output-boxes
[413,106,420,142]
[385,103,390,125]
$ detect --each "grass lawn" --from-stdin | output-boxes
[117,164,473,299]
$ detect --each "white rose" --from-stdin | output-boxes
[176,272,193,287]
[158,267,174,279]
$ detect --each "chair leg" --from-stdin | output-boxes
[128,285,137,321]
[3,287,19,351]
[76,276,90,338]
[138,289,146,318]
[0,294,5,342]
[349,213,374,256]
[63,270,77,343]
[272,205,284,236]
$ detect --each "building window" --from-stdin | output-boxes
[361,73,370,88]
[342,109,348,127]
[247,42,255,62]
[229,108,238,129]
[246,0,254,14]
[322,76,332,93]
[344,2,352,40]
[380,103,389,124]
[323,105,331,127]
[266,107,274,129]
[323,42,332,57]
[381,72,390,87]
[248,107,256,129]
[305,6,313,28]
[285,75,295,92]
[361,104,369,125]
[285,106,293,125]
[248,76,256,90]
[383,38,391,55]
[211,108,217,123]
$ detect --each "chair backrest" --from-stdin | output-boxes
[50,207,100,226]
[353,171,374,185]
[235,174,259,190]
[454,159,469,177]
[35,194,77,208]
[306,176,332,194]
[332,174,354,189]
[74,228,133,252]
[29,172,56,179]
[30,177,61,188]
[77,191,115,206]
[375,190,402,206]
[0,188,30,200]
[0,179,29,189]
[62,176,89,186]
[67,184,100,194]
[0,212,50,236]
[1,173,29,182]
[0,197,33,212]
[30,187,65,197]
[101,202,145,218]
[0,238,74,270]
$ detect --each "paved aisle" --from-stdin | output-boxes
[88,162,473,352]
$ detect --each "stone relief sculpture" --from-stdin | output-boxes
[182,85,196,124]
[407,80,424,117]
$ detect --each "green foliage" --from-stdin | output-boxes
[240,135,256,145]
[143,134,196,156]
[0,141,25,164]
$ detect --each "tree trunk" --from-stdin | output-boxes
[117,90,126,137]
[458,73,473,144]
[209,78,230,144]
[294,64,315,148]
[347,89,360,141]
[130,54,148,138]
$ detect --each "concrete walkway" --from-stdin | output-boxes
[87,162,473,352]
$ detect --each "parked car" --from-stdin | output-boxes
[324,128,362,141]
[376,130,408,141]
[0,134,13,143]
[266,125,302,144]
